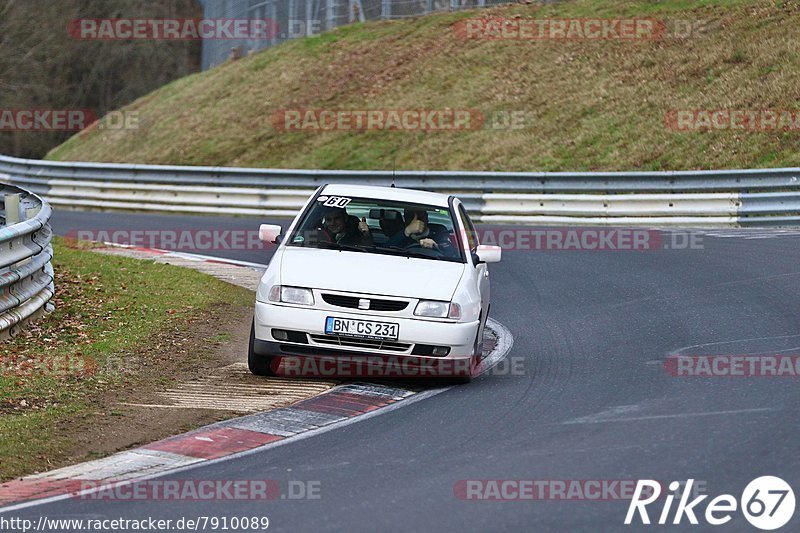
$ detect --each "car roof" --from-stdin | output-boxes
[321,184,452,208]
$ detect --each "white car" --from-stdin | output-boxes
[249,184,501,383]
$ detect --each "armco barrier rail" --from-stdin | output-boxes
[0,183,54,340]
[1,154,800,226]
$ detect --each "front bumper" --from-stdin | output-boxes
[254,300,479,359]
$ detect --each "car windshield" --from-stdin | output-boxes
[286,195,465,263]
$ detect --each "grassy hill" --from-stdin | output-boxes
[48,0,800,172]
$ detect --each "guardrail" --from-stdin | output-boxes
[1,153,800,226]
[0,183,54,340]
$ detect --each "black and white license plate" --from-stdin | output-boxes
[324,317,399,341]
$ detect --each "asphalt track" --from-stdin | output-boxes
[7,210,800,532]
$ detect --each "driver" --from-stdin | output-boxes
[319,206,372,246]
[387,207,456,257]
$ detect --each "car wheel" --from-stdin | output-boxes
[248,319,278,376]
[446,328,481,385]
[446,357,475,385]
[446,312,487,385]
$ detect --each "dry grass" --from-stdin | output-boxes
[48,0,800,171]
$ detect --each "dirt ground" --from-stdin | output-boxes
[38,302,252,471]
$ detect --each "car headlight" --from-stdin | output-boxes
[269,285,314,306]
[414,300,461,319]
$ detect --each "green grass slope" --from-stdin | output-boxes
[48,0,800,171]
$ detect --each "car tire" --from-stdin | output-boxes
[474,312,486,361]
[444,320,483,385]
[446,356,475,385]
[450,309,491,385]
[450,371,473,385]
[248,319,278,376]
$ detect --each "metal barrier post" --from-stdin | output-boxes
[326,0,334,29]
[4,193,21,225]
[306,0,313,36]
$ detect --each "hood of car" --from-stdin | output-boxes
[279,247,466,301]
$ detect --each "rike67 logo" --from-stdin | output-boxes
[626,477,795,530]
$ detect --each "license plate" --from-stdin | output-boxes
[325,317,399,341]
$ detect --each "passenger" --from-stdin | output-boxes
[319,206,372,247]
[387,208,456,257]
[379,209,405,240]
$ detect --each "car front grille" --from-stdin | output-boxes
[321,293,408,312]
[308,334,411,353]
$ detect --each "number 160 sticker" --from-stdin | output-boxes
[319,196,352,208]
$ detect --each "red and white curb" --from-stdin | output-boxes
[0,246,513,512]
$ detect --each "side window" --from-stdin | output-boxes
[457,204,479,252]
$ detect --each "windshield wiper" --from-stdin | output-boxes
[317,241,367,253]
[371,245,435,260]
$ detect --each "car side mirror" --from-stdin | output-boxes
[259,224,283,244]
[474,244,501,264]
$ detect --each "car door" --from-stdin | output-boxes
[456,202,489,323]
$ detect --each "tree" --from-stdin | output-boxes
[0,0,202,158]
